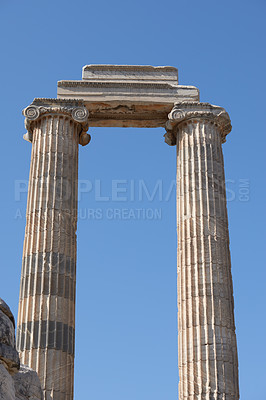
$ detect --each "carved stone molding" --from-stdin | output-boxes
[164,102,232,145]
[23,98,90,146]
[57,65,200,127]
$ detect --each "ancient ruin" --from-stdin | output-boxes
[13,65,239,399]
[0,298,43,400]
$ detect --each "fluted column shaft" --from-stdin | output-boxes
[17,100,90,400]
[165,103,239,400]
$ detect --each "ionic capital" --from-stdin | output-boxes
[23,98,91,146]
[164,102,232,146]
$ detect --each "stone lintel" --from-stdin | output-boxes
[57,65,199,128]
[82,64,179,84]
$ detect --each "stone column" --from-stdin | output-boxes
[16,99,90,400]
[165,103,239,400]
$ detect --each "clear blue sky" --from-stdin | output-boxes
[0,1,265,399]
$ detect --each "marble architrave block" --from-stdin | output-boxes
[57,65,199,128]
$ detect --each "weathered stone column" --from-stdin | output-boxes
[16,99,90,400]
[165,103,239,400]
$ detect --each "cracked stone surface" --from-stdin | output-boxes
[14,365,43,400]
[0,363,16,400]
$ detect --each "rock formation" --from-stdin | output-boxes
[0,298,43,400]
